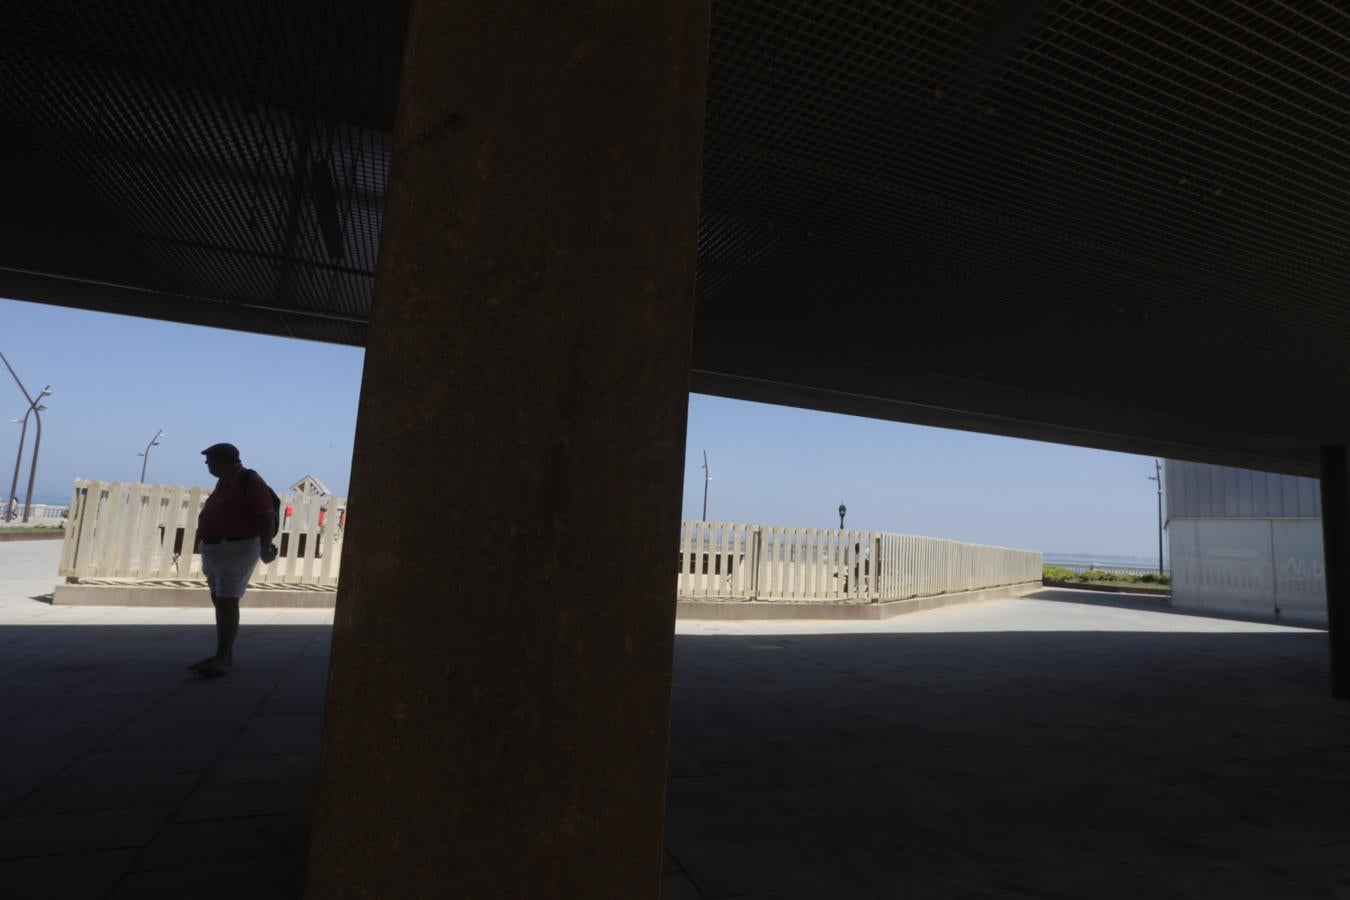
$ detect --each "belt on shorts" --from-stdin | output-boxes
[199,537,255,545]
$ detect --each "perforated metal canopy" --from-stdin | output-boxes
[3,1,1348,473]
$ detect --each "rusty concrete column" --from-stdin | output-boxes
[304,2,709,896]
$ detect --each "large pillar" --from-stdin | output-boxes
[1320,446,1350,699]
[305,3,709,896]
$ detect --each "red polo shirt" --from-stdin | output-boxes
[198,468,274,540]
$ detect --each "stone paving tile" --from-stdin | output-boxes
[661,870,705,900]
[149,685,272,714]
[0,775,51,817]
[0,739,100,784]
[96,720,243,753]
[842,847,1038,900]
[8,772,202,816]
[0,848,140,900]
[983,857,1194,900]
[1162,860,1333,899]
[664,774,746,811]
[663,803,790,852]
[110,855,306,899]
[256,695,326,717]
[0,717,124,746]
[223,729,321,758]
[132,812,312,872]
[1252,842,1350,897]
[62,744,223,779]
[205,753,322,785]
[669,838,851,898]
[174,778,317,822]
[224,715,325,759]
[0,805,176,860]
[18,699,157,726]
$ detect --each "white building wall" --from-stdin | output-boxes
[1169,518,1325,627]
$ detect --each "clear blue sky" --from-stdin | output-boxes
[3,297,1163,557]
[2,299,365,502]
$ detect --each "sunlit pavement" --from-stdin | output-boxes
[3,541,1347,899]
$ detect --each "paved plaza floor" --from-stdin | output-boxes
[3,540,1349,898]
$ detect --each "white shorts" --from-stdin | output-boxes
[200,538,261,599]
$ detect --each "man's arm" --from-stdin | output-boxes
[244,473,278,563]
[258,512,278,563]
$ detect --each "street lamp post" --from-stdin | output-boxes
[700,449,713,521]
[2,349,51,524]
[10,400,49,524]
[8,408,31,523]
[1147,459,1164,577]
[138,429,166,483]
[21,396,51,524]
[838,503,847,530]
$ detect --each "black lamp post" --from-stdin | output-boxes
[1147,460,1164,577]
[7,410,31,523]
[838,503,847,529]
[21,396,49,523]
[138,428,166,483]
[700,449,712,521]
[2,349,51,524]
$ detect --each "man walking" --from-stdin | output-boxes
[191,443,278,678]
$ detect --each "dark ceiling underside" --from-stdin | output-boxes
[3,1,1349,474]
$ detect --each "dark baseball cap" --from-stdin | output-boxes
[201,443,241,462]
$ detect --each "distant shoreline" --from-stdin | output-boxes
[1044,554,1164,569]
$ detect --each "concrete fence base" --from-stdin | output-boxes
[0,531,65,542]
[54,579,1041,615]
[676,581,1043,620]
[53,583,337,608]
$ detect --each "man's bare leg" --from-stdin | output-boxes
[190,591,221,670]
[191,592,238,674]
[206,596,239,674]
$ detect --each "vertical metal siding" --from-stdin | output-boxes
[1165,460,1321,520]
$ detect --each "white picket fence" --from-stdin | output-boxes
[678,521,1041,602]
[59,480,347,586]
[57,484,1036,601]
[1,502,68,525]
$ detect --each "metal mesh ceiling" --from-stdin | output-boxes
[0,0,401,344]
[3,1,1350,466]
[697,1,1350,364]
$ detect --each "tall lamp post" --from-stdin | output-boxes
[700,449,713,521]
[838,503,847,530]
[9,398,50,523]
[2,349,51,524]
[8,410,30,522]
[20,396,51,524]
[1147,459,1164,577]
[138,429,166,483]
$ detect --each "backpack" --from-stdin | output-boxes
[241,469,282,539]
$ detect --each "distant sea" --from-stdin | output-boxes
[13,494,75,507]
[1044,552,1163,570]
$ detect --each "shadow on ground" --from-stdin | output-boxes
[663,627,1345,899]
[0,603,1346,899]
[1020,586,1175,613]
[0,622,328,898]
[1021,587,1322,631]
